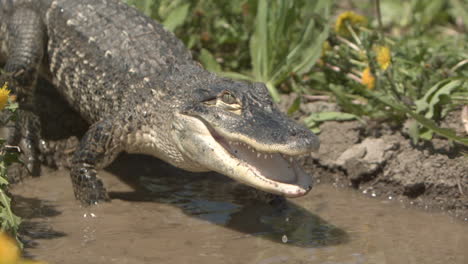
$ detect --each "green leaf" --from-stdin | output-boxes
[250,0,269,81]
[3,151,19,167]
[199,49,222,73]
[303,109,357,134]
[5,102,18,111]
[266,81,280,103]
[450,0,468,28]
[246,0,331,100]
[304,111,358,126]
[0,177,8,185]
[0,188,22,231]
[420,0,445,26]
[287,96,301,115]
[406,119,420,144]
[419,128,434,140]
[415,79,464,119]
[310,126,321,134]
[162,3,190,32]
[363,87,468,145]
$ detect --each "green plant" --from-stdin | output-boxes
[126,0,252,73]
[313,3,468,144]
[222,0,332,102]
[0,82,22,244]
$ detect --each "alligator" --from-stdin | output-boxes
[0,0,319,205]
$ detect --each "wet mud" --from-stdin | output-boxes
[11,155,468,264]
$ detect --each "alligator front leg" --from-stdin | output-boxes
[1,8,45,178]
[71,119,124,205]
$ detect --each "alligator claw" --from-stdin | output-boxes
[71,164,110,205]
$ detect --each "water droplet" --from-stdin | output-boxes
[281,235,288,243]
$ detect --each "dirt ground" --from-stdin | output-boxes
[8,80,468,220]
[281,94,468,219]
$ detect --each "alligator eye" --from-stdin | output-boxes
[221,91,237,104]
[216,91,242,114]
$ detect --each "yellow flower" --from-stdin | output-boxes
[0,232,47,264]
[0,232,20,264]
[361,67,375,90]
[374,45,391,70]
[0,83,11,110]
[334,11,367,36]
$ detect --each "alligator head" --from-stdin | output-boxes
[172,78,319,198]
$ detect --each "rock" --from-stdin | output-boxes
[310,121,362,166]
[334,138,398,182]
[300,101,339,115]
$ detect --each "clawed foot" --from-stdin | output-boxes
[71,164,110,205]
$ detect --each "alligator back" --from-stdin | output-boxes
[44,0,195,122]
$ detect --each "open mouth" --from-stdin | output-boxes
[174,114,315,198]
[208,127,314,198]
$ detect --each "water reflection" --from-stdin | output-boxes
[107,154,348,247]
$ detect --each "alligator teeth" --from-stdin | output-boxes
[226,140,307,162]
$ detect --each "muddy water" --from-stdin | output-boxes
[11,155,468,264]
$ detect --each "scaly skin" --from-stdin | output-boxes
[0,0,319,205]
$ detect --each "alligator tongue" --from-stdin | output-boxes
[228,142,297,184]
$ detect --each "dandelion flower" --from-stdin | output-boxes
[0,232,20,264]
[334,11,367,36]
[0,231,48,264]
[0,83,11,110]
[375,45,391,70]
[361,67,375,90]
